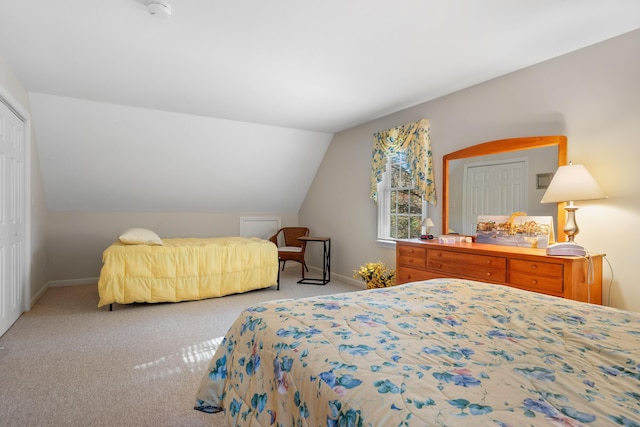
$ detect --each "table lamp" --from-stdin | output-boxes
[540,162,606,255]
[421,218,435,240]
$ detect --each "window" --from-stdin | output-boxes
[369,118,436,243]
[377,152,426,241]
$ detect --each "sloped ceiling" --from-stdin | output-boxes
[29,93,332,212]
[1,1,639,212]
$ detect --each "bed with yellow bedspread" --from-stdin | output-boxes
[97,237,279,309]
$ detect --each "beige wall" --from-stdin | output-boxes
[0,56,48,306]
[46,211,299,281]
[4,29,640,311]
[301,29,640,312]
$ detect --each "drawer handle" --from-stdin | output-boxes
[486,272,492,277]
[485,260,491,265]
[435,263,442,268]
[532,279,538,285]
[531,265,538,270]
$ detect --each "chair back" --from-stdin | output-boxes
[282,227,310,247]
[271,227,309,248]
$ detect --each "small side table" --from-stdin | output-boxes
[297,236,331,285]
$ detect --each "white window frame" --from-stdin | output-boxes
[377,154,427,247]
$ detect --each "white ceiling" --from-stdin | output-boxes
[2,1,640,214]
[1,0,640,133]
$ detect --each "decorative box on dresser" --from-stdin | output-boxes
[396,240,603,305]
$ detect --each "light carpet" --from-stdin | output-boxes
[0,268,362,426]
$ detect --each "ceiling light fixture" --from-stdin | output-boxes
[147,1,172,19]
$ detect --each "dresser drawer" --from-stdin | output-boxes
[395,240,602,304]
[509,259,564,294]
[397,245,427,269]
[427,249,506,282]
[396,267,437,284]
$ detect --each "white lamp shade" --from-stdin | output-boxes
[421,218,435,227]
[541,163,606,203]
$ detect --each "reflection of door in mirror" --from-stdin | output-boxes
[449,150,557,234]
[457,158,528,235]
[442,136,567,241]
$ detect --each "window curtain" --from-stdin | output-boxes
[370,118,437,205]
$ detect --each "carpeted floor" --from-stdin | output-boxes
[0,268,362,426]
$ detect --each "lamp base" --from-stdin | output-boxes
[546,242,586,257]
[564,202,579,242]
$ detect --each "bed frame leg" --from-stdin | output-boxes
[109,304,113,311]
[277,265,280,291]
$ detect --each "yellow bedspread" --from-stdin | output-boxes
[97,237,278,307]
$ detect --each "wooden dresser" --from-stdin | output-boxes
[396,240,603,304]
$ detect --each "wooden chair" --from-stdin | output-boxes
[269,227,310,276]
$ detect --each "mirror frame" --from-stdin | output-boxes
[442,135,568,241]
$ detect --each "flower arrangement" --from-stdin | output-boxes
[353,262,396,289]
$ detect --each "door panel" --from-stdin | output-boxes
[462,160,527,235]
[0,98,26,337]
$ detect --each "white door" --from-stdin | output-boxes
[0,98,26,337]
[461,160,527,235]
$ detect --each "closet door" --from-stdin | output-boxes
[461,160,527,235]
[0,98,26,337]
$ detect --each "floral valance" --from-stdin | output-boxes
[370,118,437,205]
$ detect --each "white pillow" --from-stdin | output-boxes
[118,228,164,246]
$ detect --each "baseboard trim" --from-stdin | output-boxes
[305,266,366,290]
[48,277,99,288]
[41,272,363,293]
[28,277,99,310]
[30,282,49,309]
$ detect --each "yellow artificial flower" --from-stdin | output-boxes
[353,262,396,289]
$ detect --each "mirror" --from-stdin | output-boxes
[442,135,567,241]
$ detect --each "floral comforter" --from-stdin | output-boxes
[195,279,640,426]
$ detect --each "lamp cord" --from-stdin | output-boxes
[580,249,613,306]
[603,255,614,306]
[574,243,593,304]
[586,252,594,304]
